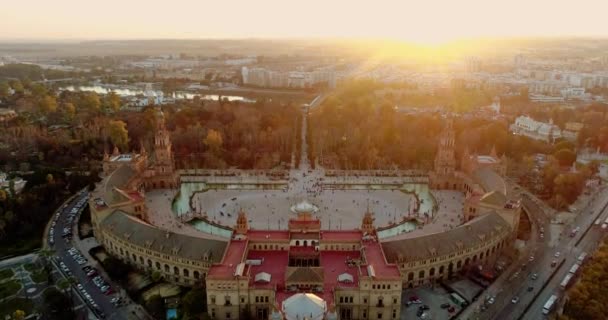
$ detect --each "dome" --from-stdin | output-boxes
[290,200,319,214]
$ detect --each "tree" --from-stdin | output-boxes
[203,129,223,153]
[43,287,75,320]
[104,91,122,112]
[39,95,58,114]
[0,82,10,98]
[151,270,162,282]
[103,257,130,280]
[12,310,26,320]
[62,102,76,119]
[81,92,101,111]
[553,148,576,167]
[146,294,165,319]
[9,80,24,94]
[182,288,206,316]
[108,120,129,150]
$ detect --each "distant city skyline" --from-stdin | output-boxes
[2,0,608,44]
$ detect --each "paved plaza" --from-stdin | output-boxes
[145,113,466,237]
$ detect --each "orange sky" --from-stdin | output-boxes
[1,0,607,43]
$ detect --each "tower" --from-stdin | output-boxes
[149,107,178,189]
[361,210,375,234]
[235,209,249,235]
[434,119,456,176]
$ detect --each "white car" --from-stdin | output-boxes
[511,296,520,304]
[554,252,561,258]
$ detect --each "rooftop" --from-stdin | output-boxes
[381,212,510,262]
[362,240,401,279]
[248,230,290,241]
[319,250,360,289]
[207,239,248,279]
[100,210,228,262]
[247,250,289,290]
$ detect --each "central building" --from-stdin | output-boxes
[206,203,402,320]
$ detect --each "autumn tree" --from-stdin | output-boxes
[39,95,58,114]
[0,82,10,98]
[203,129,223,153]
[107,120,129,150]
[103,91,122,112]
[81,92,101,111]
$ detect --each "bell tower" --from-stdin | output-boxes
[434,118,456,175]
[148,107,179,189]
[235,209,249,235]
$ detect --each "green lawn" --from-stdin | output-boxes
[30,270,48,284]
[0,279,22,298]
[0,269,14,281]
[0,297,34,319]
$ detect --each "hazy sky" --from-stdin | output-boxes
[2,0,607,43]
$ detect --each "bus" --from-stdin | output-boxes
[568,263,580,275]
[543,295,559,315]
[560,274,573,289]
[450,293,467,307]
[577,252,588,263]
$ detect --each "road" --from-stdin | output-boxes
[518,189,608,319]
[487,187,608,320]
[48,191,135,320]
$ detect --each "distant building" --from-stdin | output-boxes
[510,115,562,143]
[563,122,584,142]
[242,67,336,89]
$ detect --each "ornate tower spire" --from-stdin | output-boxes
[235,209,249,235]
[361,209,375,234]
[434,118,456,175]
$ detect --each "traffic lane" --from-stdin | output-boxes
[492,250,556,320]
[522,225,605,319]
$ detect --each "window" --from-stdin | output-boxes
[164,264,170,273]
[241,297,245,304]
[392,310,397,319]
[226,312,231,319]
[377,312,383,319]
[408,272,414,281]
[340,297,344,303]
[156,262,161,270]
[174,266,179,275]
[255,297,259,303]
[349,297,353,303]
[363,310,367,318]
[265,296,269,303]
[418,270,425,279]
[363,298,368,304]
[211,296,216,304]
[194,271,200,279]
[183,269,189,277]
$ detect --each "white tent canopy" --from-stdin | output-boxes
[282,293,326,320]
[337,273,354,283]
[255,272,272,283]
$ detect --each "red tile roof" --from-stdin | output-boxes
[320,251,361,289]
[247,250,289,290]
[363,240,401,279]
[207,239,248,279]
